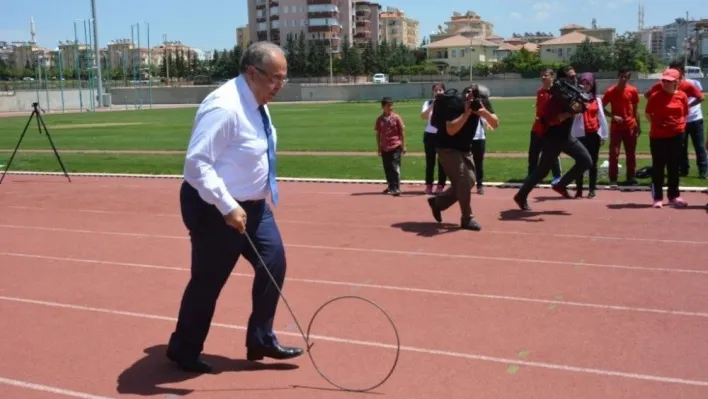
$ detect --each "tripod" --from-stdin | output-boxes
[0,102,71,184]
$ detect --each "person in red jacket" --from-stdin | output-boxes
[601,67,640,186]
[572,72,609,198]
[528,68,562,184]
[644,68,690,208]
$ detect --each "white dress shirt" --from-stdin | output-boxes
[685,78,703,123]
[422,100,437,134]
[183,75,277,215]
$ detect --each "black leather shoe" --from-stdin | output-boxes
[166,350,214,373]
[247,345,304,361]
[427,197,442,222]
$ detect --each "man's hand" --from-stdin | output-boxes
[612,115,624,124]
[224,207,247,233]
[570,101,583,114]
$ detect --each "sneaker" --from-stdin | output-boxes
[608,180,618,188]
[669,197,687,208]
[551,177,561,185]
[435,184,445,194]
[476,185,484,195]
[653,200,663,208]
[587,190,596,199]
[425,185,433,195]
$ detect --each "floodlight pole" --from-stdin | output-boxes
[91,0,104,108]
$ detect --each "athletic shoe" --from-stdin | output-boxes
[669,197,687,208]
[653,200,662,208]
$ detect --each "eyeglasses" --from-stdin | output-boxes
[254,66,288,85]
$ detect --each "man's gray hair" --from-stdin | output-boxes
[239,41,285,74]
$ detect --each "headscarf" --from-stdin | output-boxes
[579,72,596,98]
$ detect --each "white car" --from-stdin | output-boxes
[372,73,387,84]
[684,65,704,79]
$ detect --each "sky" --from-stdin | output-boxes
[1,0,706,54]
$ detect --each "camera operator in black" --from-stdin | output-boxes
[426,85,499,230]
[513,66,593,211]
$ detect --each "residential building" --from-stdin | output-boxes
[538,30,604,62]
[9,42,52,70]
[247,0,366,54]
[429,11,494,43]
[352,1,381,47]
[661,18,697,61]
[639,26,663,58]
[422,34,498,70]
[237,25,250,48]
[494,41,539,61]
[379,6,419,48]
[559,23,615,45]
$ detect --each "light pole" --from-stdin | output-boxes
[91,0,104,108]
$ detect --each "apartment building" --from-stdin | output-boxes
[237,26,250,48]
[639,26,664,58]
[247,0,386,53]
[352,1,381,47]
[430,11,494,43]
[379,6,419,48]
[559,23,616,45]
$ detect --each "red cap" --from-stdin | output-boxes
[661,68,680,81]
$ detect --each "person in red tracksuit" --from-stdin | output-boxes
[601,67,640,187]
[527,68,562,183]
[644,68,690,209]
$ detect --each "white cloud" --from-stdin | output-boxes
[510,12,522,19]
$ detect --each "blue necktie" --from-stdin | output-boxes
[258,105,279,206]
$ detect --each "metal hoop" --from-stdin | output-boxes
[304,295,401,393]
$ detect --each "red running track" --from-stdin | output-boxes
[0,175,707,398]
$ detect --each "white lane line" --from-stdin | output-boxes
[3,205,705,245]
[2,295,708,388]
[2,252,708,319]
[0,376,114,399]
[0,224,705,276]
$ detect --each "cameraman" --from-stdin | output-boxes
[513,66,592,210]
[426,85,499,230]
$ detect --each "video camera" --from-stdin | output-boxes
[549,77,593,113]
[430,84,491,129]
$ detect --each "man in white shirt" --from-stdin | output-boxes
[166,42,303,373]
[682,77,706,179]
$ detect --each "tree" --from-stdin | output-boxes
[570,39,611,72]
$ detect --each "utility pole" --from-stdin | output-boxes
[91,0,104,108]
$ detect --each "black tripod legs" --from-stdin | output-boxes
[0,103,71,184]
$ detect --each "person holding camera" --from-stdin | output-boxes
[426,85,499,230]
[513,66,593,211]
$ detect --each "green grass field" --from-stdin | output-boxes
[1,98,706,186]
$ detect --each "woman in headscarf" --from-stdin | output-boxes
[571,72,608,198]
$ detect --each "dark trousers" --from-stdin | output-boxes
[575,132,601,192]
[435,148,476,219]
[517,134,592,199]
[168,181,287,359]
[470,139,485,187]
[528,131,562,179]
[381,146,402,190]
[681,119,707,176]
[650,133,684,201]
[423,132,446,186]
